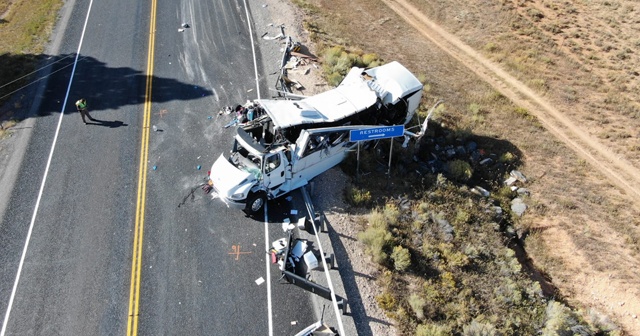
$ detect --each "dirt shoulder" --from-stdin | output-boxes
[282,0,640,334]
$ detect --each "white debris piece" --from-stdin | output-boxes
[471,186,490,197]
[510,170,528,183]
[504,176,517,186]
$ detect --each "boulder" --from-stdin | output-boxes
[431,212,454,242]
[510,198,527,217]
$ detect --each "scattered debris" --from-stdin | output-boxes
[480,158,493,165]
[181,23,190,28]
[471,186,490,197]
[504,176,517,186]
[262,33,284,40]
[510,170,528,183]
[220,101,266,128]
[255,277,265,285]
[178,183,208,208]
[290,51,318,62]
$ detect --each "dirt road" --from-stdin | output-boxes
[380,0,640,333]
[383,0,640,210]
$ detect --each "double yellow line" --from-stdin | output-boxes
[127,0,157,334]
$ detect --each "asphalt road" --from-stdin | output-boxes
[0,0,317,334]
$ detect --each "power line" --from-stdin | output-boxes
[0,55,87,100]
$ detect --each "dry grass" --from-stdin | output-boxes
[0,119,17,138]
[0,0,63,110]
[295,0,640,334]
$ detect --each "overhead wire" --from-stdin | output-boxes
[0,55,88,101]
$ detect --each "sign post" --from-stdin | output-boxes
[349,125,405,142]
[356,141,361,184]
[350,125,405,180]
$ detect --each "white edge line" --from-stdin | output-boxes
[241,2,271,335]
[263,202,273,336]
[244,0,261,100]
[305,189,346,335]
[0,0,95,334]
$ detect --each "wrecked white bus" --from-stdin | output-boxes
[208,61,424,214]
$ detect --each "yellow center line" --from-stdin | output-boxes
[127,0,157,334]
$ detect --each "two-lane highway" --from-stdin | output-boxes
[0,0,317,334]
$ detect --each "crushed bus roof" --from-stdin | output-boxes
[258,61,422,130]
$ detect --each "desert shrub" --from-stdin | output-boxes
[408,294,427,320]
[440,243,470,269]
[391,307,411,325]
[321,46,382,87]
[359,209,393,263]
[454,208,471,225]
[368,209,388,230]
[463,319,499,336]
[494,185,515,203]
[345,185,372,207]
[416,323,450,336]
[383,202,401,225]
[447,160,473,182]
[484,42,499,52]
[494,278,523,305]
[412,219,424,231]
[514,106,538,122]
[542,301,581,336]
[361,53,378,66]
[495,249,522,277]
[440,271,457,291]
[422,241,440,261]
[586,309,619,333]
[376,291,396,311]
[326,72,344,87]
[469,103,482,114]
[417,201,430,214]
[390,245,412,271]
[358,226,392,264]
[498,152,516,163]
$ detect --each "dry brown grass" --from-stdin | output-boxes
[0,0,62,111]
[296,0,640,333]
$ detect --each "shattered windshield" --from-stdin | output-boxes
[230,141,263,180]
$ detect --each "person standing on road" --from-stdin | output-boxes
[75,98,94,124]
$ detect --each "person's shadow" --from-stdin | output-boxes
[86,118,128,128]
